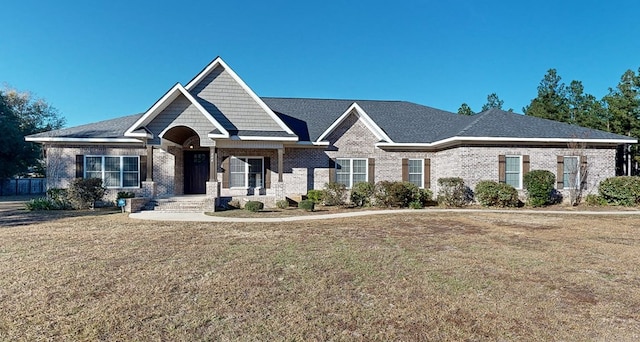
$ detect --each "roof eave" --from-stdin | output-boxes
[376,136,637,150]
[25,137,144,144]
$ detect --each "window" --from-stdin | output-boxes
[230,157,264,188]
[335,158,368,188]
[505,156,521,189]
[563,156,580,189]
[408,159,424,188]
[85,156,139,188]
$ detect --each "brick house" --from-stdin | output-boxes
[26,57,637,210]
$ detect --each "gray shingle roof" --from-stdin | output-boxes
[26,98,635,144]
[457,108,630,140]
[27,113,142,139]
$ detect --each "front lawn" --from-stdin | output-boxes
[0,212,639,340]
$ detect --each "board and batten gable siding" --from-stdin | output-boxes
[145,94,217,146]
[189,66,284,132]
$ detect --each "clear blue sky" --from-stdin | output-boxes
[2,0,639,128]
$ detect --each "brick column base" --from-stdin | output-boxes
[141,181,156,198]
[274,182,285,201]
[206,181,220,210]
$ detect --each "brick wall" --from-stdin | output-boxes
[44,113,621,203]
[45,144,147,200]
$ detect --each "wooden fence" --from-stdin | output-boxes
[0,178,47,196]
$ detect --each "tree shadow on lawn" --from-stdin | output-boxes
[0,206,121,228]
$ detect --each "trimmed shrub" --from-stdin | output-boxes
[374,181,421,208]
[45,188,72,209]
[437,177,469,207]
[67,178,106,209]
[245,201,264,212]
[598,176,640,206]
[306,189,324,203]
[117,191,136,199]
[323,182,347,206]
[475,180,519,207]
[523,170,555,207]
[585,194,607,206]
[417,188,434,206]
[299,199,315,211]
[276,199,289,209]
[350,181,375,207]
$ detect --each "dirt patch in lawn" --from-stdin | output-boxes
[1,212,639,341]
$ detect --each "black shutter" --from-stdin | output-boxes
[76,155,84,178]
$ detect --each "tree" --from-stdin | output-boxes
[524,69,570,122]
[603,69,640,175]
[457,103,474,115]
[1,88,65,177]
[481,93,504,111]
[603,69,640,138]
[0,93,26,179]
[567,80,609,130]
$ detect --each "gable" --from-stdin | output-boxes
[317,103,392,143]
[146,93,218,146]
[185,58,295,138]
[324,111,380,151]
[188,66,281,132]
[125,83,229,141]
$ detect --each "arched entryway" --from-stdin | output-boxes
[162,126,210,195]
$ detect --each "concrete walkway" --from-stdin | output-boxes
[129,208,640,223]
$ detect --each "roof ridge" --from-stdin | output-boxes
[261,96,406,103]
[455,112,489,136]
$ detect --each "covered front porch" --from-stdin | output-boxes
[140,126,289,210]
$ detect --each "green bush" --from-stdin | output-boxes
[598,176,640,206]
[523,170,555,207]
[437,177,470,207]
[276,199,289,209]
[475,180,519,207]
[408,200,423,209]
[350,181,375,207]
[25,197,57,211]
[306,189,324,203]
[374,181,421,208]
[45,188,72,209]
[417,188,434,206]
[299,199,315,211]
[585,194,608,206]
[244,201,264,212]
[67,178,106,209]
[117,191,136,199]
[323,182,347,206]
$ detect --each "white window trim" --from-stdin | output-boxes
[229,156,265,189]
[84,155,140,189]
[335,158,368,188]
[505,155,523,189]
[408,158,424,188]
[563,156,581,189]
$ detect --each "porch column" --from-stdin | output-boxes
[146,145,153,181]
[210,147,217,181]
[277,148,284,182]
[206,147,220,210]
[141,145,156,198]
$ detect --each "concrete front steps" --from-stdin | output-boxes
[143,195,215,213]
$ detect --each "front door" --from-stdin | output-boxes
[184,151,209,194]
